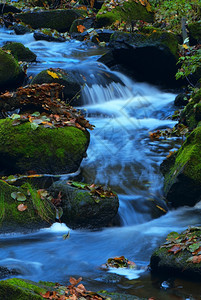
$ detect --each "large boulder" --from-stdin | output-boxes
[0,49,25,91]
[150,227,201,279]
[96,0,153,27]
[0,3,21,13]
[0,180,55,234]
[16,9,86,32]
[0,118,89,175]
[160,126,201,207]
[31,68,81,104]
[2,42,36,62]
[98,29,179,87]
[49,181,119,229]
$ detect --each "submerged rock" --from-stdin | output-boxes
[0,180,55,234]
[2,42,36,62]
[31,68,81,104]
[33,31,66,42]
[161,125,201,207]
[0,118,89,175]
[150,227,201,279]
[16,9,85,32]
[0,49,25,91]
[96,0,153,27]
[99,30,179,87]
[49,181,119,229]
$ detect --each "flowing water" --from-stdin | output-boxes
[1,27,201,299]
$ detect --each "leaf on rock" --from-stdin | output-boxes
[17,204,27,211]
[47,70,59,79]
[187,255,201,264]
[77,25,86,33]
[168,244,181,254]
[11,192,26,201]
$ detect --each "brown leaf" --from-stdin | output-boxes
[168,245,181,254]
[69,277,82,287]
[17,204,27,211]
[192,255,201,263]
[40,291,51,298]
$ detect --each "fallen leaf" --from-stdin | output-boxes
[17,204,27,211]
[77,25,86,33]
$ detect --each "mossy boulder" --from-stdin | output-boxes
[0,49,25,91]
[96,0,153,27]
[99,30,179,87]
[160,126,201,207]
[31,68,81,104]
[16,9,85,32]
[0,278,50,300]
[180,88,201,129]
[2,42,36,62]
[13,23,32,35]
[188,21,201,45]
[150,227,201,279]
[49,181,119,229]
[0,118,89,175]
[0,180,55,233]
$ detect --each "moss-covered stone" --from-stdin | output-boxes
[16,9,86,32]
[2,42,36,62]
[0,49,25,91]
[0,278,48,300]
[49,180,119,229]
[188,21,201,45]
[181,88,201,129]
[150,228,201,279]
[0,118,89,175]
[0,180,55,233]
[31,68,81,104]
[96,0,153,27]
[161,125,201,207]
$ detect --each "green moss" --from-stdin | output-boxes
[2,42,36,62]
[0,278,47,300]
[0,118,89,174]
[0,180,55,233]
[181,88,201,129]
[0,49,24,90]
[163,126,201,195]
[96,0,153,27]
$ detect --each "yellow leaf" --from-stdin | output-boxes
[182,44,189,49]
[47,70,59,79]
[156,205,166,213]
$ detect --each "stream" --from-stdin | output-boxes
[1,27,201,300]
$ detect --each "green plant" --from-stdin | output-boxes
[0,193,5,223]
[176,46,201,86]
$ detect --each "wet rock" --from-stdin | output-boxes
[150,227,201,279]
[16,9,85,32]
[99,30,180,87]
[0,180,55,234]
[174,93,189,107]
[49,181,119,229]
[188,21,201,45]
[13,23,32,35]
[0,118,90,175]
[34,31,66,42]
[0,3,21,14]
[0,266,20,279]
[31,68,81,104]
[2,42,36,62]
[96,0,153,27]
[69,17,95,34]
[0,48,25,92]
[91,29,115,44]
[180,88,201,129]
[161,125,201,207]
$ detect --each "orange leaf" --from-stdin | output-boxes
[40,291,51,298]
[69,277,82,286]
[192,255,201,263]
[17,204,27,211]
[77,25,86,33]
